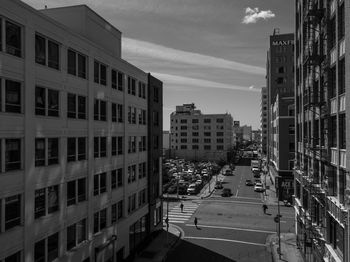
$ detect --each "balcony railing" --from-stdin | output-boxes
[340,150,346,168]
[339,94,346,112]
[331,148,338,165]
[330,98,337,114]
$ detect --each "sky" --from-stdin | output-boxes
[23,0,294,130]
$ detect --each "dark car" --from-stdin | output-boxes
[215,181,223,189]
[245,179,254,186]
[167,186,177,194]
[221,188,232,197]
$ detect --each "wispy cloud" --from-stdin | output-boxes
[242,7,275,24]
[152,73,260,93]
[122,38,265,76]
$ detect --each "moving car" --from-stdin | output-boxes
[254,183,265,192]
[187,183,198,195]
[245,179,254,186]
[225,169,233,176]
[221,188,232,197]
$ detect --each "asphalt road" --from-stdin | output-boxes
[165,159,295,262]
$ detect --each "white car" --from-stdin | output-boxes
[254,183,265,192]
[187,184,198,195]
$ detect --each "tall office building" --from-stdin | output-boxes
[261,87,268,154]
[266,31,295,201]
[294,1,349,261]
[170,103,233,162]
[0,1,163,261]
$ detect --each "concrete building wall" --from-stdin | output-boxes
[0,1,161,261]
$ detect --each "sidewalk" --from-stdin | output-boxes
[267,233,304,262]
[262,173,279,206]
[133,224,182,262]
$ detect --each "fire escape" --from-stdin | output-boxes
[299,0,330,260]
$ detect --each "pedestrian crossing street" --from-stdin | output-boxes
[163,202,200,224]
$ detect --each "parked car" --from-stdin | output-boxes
[225,169,233,176]
[254,179,262,185]
[254,183,264,192]
[187,183,198,195]
[221,188,232,197]
[215,181,223,189]
[245,179,254,186]
[167,185,177,194]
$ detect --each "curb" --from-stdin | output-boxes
[162,224,183,262]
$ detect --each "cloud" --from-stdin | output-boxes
[242,7,275,24]
[122,38,265,76]
[152,73,261,93]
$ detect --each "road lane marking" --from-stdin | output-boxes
[185,224,276,234]
[202,199,263,205]
[184,236,267,247]
[235,189,239,197]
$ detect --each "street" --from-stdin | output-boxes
[164,160,295,262]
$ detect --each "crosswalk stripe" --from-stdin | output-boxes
[164,202,200,224]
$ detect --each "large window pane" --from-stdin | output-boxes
[47,185,59,213]
[67,137,76,162]
[35,34,46,65]
[77,178,86,202]
[100,100,106,121]
[78,137,86,160]
[47,232,59,262]
[118,72,124,91]
[78,54,86,79]
[94,100,99,120]
[67,180,76,206]
[6,21,21,57]
[5,139,21,171]
[5,195,21,230]
[78,96,86,119]
[48,89,59,117]
[67,224,76,250]
[67,93,76,118]
[67,49,76,75]
[48,41,59,70]
[4,251,21,262]
[48,138,58,165]
[100,137,106,157]
[100,173,106,193]
[94,175,99,196]
[94,137,99,158]
[100,64,107,85]
[5,80,21,113]
[100,209,107,229]
[34,239,45,262]
[77,219,86,243]
[35,86,45,115]
[35,138,45,166]
[94,61,99,83]
[35,188,46,219]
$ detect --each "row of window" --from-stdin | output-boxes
[174,138,225,143]
[174,145,225,150]
[0,136,152,173]
[173,118,225,124]
[173,131,225,137]
[172,125,226,131]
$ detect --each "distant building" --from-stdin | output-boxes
[233,124,252,145]
[266,30,295,201]
[260,87,268,154]
[170,103,233,162]
[252,130,262,143]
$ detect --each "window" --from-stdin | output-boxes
[138,189,147,206]
[117,168,123,187]
[180,138,187,143]
[127,165,137,183]
[128,136,137,153]
[111,103,117,122]
[180,119,187,123]
[94,173,107,196]
[138,82,146,98]
[217,138,224,143]
[94,209,107,233]
[117,200,124,220]
[217,145,224,150]
[204,125,211,130]
[117,136,123,155]
[1,79,21,113]
[128,106,137,124]
[338,59,345,95]
[111,203,117,224]
[67,218,86,251]
[0,194,21,232]
[34,232,59,262]
[34,185,59,219]
[128,194,137,213]
[138,162,146,178]
[180,145,187,149]
[216,132,224,136]
[180,132,187,137]
[204,138,211,143]
[117,104,123,123]
[216,118,223,123]
[139,109,147,125]
[112,136,117,156]
[153,135,159,149]
[5,139,21,171]
[111,170,117,190]
[4,20,22,57]
[35,86,59,117]
[204,145,211,150]
[276,77,285,84]
[138,136,146,152]
[288,125,295,135]
[153,111,159,126]
[277,66,285,74]
[67,49,87,79]
[204,118,211,123]
[151,85,159,103]
[94,137,107,158]
[192,145,199,150]
[94,99,107,121]
[339,114,346,149]
[94,61,107,86]
[67,93,86,119]
[192,132,199,137]
[180,126,187,130]
[67,178,86,206]
[127,77,136,95]
[192,138,199,143]
[35,138,45,166]
[35,34,59,69]
[48,138,59,165]
[192,119,198,123]
[204,132,211,137]
[2,250,22,262]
